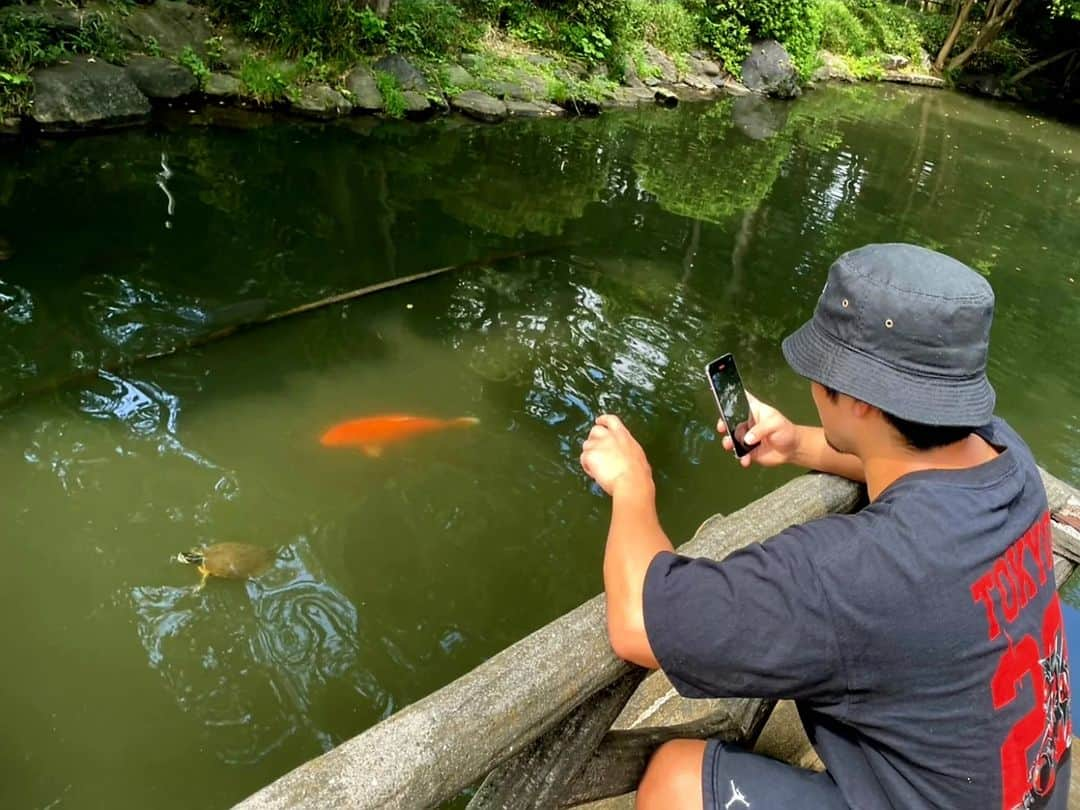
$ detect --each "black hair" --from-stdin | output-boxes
[821,386,975,451]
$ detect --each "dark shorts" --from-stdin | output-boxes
[703,740,850,810]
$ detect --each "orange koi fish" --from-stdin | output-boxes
[320,414,480,457]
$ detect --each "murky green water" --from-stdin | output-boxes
[1,85,1078,809]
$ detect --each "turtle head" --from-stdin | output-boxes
[177,550,204,566]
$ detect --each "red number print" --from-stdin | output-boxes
[990,595,1071,810]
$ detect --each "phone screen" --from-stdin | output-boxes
[706,353,755,458]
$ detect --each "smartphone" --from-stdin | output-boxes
[705,353,757,458]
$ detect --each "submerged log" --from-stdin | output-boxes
[0,245,559,412]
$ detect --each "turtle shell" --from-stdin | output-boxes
[198,542,276,579]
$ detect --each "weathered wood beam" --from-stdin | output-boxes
[467,668,648,810]
[558,694,775,807]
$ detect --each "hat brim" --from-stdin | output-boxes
[781,320,995,427]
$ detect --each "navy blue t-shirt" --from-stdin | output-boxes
[644,418,1071,809]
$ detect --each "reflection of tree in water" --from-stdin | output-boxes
[129,536,390,765]
[421,120,615,238]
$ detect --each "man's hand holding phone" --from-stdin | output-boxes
[717,392,801,468]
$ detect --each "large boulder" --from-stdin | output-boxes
[741,40,801,99]
[811,51,855,84]
[451,90,506,123]
[31,57,150,133]
[289,84,352,119]
[444,64,474,89]
[204,72,242,99]
[504,99,564,118]
[126,55,198,100]
[641,43,678,86]
[401,90,436,120]
[119,0,212,58]
[345,66,383,112]
[880,53,910,71]
[373,54,430,93]
[0,3,85,34]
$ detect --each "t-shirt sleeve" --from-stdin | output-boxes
[642,523,847,702]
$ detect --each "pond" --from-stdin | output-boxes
[1,84,1078,809]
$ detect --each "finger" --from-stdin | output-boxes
[580,452,592,476]
[740,453,752,468]
[721,436,733,451]
[596,414,625,432]
[587,425,609,442]
[716,418,728,435]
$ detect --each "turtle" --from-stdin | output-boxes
[177,542,276,588]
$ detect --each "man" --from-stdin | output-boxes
[580,244,1071,809]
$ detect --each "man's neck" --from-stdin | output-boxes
[861,433,1001,502]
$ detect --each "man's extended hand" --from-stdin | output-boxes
[580,414,654,498]
[718,392,801,468]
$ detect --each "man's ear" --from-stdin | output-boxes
[851,398,876,420]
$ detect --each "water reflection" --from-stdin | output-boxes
[129,537,389,764]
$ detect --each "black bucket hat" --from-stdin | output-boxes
[782,243,996,427]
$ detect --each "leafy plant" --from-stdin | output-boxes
[388,0,480,58]
[374,69,406,117]
[144,35,164,58]
[624,0,698,54]
[67,12,126,64]
[177,46,211,88]
[205,0,389,60]
[357,7,387,48]
[818,0,870,57]
[204,35,226,68]
[239,54,289,102]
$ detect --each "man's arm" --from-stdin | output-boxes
[580,414,667,668]
[788,425,866,481]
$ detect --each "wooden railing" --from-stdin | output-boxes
[235,468,1080,810]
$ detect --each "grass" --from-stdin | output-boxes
[374,69,406,117]
[239,54,291,102]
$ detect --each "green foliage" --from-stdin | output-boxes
[374,69,406,117]
[204,35,226,69]
[388,0,481,56]
[205,0,382,60]
[816,0,924,70]
[0,8,124,72]
[356,7,388,49]
[623,0,698,54]
[1050,0,1080,19]
[177,46,210,88]
[239,54,290,102]
[968,33,1032,74]
[818,0,870,56]
[66,12,126,64]
[690,0,822,77]
[912,10,953,56]
[143,35,164,58]
[696,6,752,76]
[845,52,884,78]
